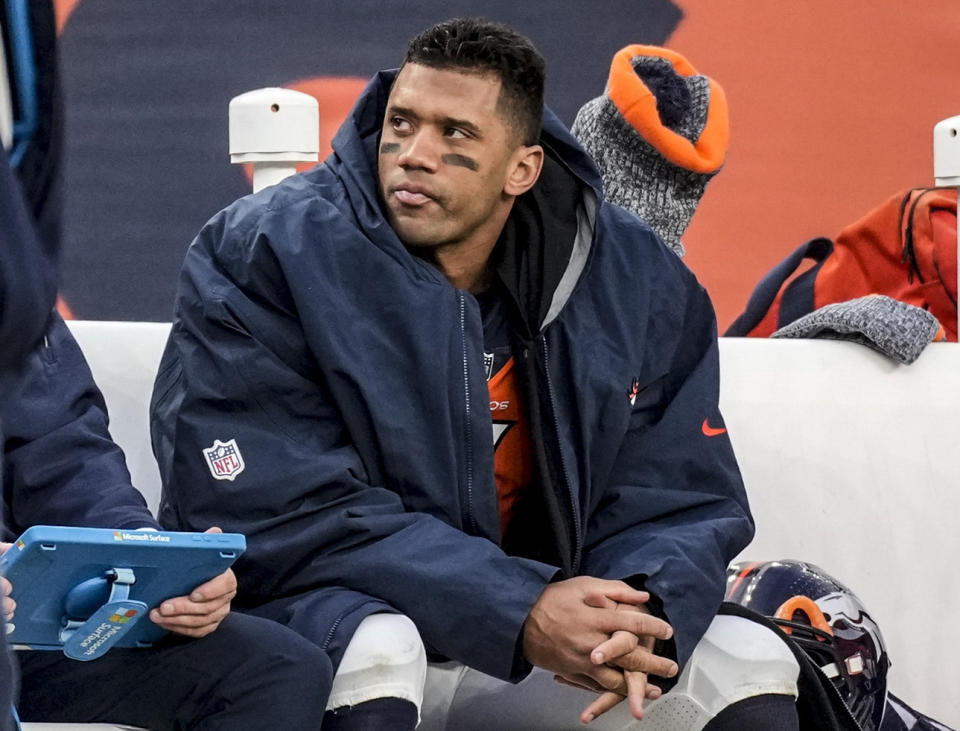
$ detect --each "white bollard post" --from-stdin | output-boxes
[933,115,960,340]
[228,88,319,193]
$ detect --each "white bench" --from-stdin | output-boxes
[718,338,959,725]
[56,321,960,727]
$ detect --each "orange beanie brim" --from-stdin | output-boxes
[606,44,728,173]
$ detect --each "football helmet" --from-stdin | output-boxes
[725,560,890,731]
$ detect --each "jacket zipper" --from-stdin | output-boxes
[320,599,370,650]
[458,293,478,534]
[540,336,582,572]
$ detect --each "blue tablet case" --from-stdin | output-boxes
[1,525,245,661]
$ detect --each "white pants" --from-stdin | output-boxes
[330,613,799,730]
[326,614,428,714]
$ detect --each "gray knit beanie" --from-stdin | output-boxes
[572,45,729,257]
[771,295,945,365]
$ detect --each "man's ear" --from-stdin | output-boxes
[504,145,544,197]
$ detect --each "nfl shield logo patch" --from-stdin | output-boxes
[202,439,246,481]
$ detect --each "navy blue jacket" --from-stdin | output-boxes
[0,147,58,376]
[151,71,753,680]
[2,313,158,539]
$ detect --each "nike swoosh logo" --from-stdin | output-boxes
[701,419,727,437]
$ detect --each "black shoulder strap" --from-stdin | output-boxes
[725,238,834,336]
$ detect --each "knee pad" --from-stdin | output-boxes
[327,613,427,714]
[639,614,799,730]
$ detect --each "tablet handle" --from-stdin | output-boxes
[59,567,149,661]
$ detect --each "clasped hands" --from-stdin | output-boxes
[523,576,678,724]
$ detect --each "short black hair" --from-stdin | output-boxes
[403,18,545,146]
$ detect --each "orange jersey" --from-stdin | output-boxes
[487,356,533,535]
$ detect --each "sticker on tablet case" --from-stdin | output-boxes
[202,439,246,481]
[62,600,148,661]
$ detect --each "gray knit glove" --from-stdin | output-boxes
[771,295,945,365]
[572,45,729,257]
